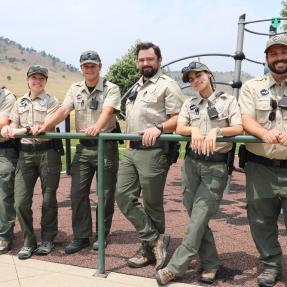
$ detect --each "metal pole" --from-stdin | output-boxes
[96,134,106,275]
[225,14,246,194]
[65,115,71,175]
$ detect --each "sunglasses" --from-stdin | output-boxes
[269,98,277,121]
[80,53,100,62]
[28,66,48,75]
[181,61,204,73]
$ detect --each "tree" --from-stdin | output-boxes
[106,41,140,117]
[281,1,287,30]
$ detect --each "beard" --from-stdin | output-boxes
[268,60,287,74]
[140,66,158,78]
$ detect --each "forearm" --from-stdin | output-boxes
[242,115,269,139]
[0,116,10,129]
[162,114,178,133]
[176,123,191,136]
[219,124,243,137]
[93,107,115,130]
[45,106,70,131]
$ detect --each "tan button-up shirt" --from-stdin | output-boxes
[239,73,287,159]
[0,87,16,143]
[126,70,184,133]
[62,78,121,132]
[178,91,242,153]
[9,92,59,144]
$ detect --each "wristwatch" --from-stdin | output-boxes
[25,126,32,135]
[154,122,164,134]
[217,127,223,136]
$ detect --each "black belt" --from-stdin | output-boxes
[0,140,17,149]
[247,151,287,168]
[129,141,165,150]
[80,139,98,147]
[21,141,54,152]
[187,148,227,163]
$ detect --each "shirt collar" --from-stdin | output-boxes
[138,69,162,86]
[80,77,104,93]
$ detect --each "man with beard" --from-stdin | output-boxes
[239,35,287,287]
[116,42,184,270]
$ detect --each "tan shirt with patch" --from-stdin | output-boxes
[178,91,242,153]
[126,70,184,133]
[62,78,121,132]
[0,87,16,143]
[239,73,287,160]
[9,92,59,144]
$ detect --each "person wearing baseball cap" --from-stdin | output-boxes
[239,34,287,287]
[35,51,121,254]
[156,62,242,285]
[1,64,61,259]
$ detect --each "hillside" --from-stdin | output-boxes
[0,37,82,100]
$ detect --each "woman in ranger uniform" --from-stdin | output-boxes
[156,62,243,285]
[1,65,61,259]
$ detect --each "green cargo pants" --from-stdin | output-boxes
[167,155,227,276]
[116,148,170,242]
[70,141,119,239]
[245,161,287,271]
[0,147,18,241]
[14,148,61,247]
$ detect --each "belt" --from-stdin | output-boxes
[21,141,54,152]
[247,151,287,168]
[0,140,18,149]
[187,148,227,163]
[129,141,165,150]
[80,139,98,147]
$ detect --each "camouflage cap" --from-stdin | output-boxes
[181,61,211,83]
[80,50,101,65]
[265,34,287,53]
[27,65,48,78]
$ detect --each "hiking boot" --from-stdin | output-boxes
[18,246,37,260]
[156,267,176,285]
[0,240,12,255]
[257,268,281,287]
[200,268,218,284]
[92,238,108,251]
[149,234,170,270]
[64,238,90,254]
[34,241,54,256]
[128,242,155,268]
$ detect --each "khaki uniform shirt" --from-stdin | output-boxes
[62,78,121,132]
[126,70,184,133]
[9,92,59,144]
[239,73,287,160]
[178,91,242,153]
[0,87,16,143]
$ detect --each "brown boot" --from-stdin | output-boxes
[200,268,218,284]
[149,234,170,270]
[127,242,155,268]
[156,267,176,285]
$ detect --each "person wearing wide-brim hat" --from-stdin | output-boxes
[156,61,243,285]
[1,65,61,260]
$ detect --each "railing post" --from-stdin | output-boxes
[65,115,71,175]
[95,133,106,276]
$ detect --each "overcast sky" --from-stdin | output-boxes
[0,0,284,76]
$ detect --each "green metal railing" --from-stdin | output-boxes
[4,133,262,275]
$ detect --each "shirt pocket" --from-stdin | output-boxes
[140,92,158,104]
[33,105,47,124]
[74,100,86,111]
[188,112,201,127]
[255,99,272,124]
[18,106,30,126]
[213,111,229,128]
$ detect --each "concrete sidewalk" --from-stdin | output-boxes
[0,254,199,287]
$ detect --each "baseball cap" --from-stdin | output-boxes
[27,65,48,78]
[181,61,212,83]
[265,34,287,53]
[80,50,101,65]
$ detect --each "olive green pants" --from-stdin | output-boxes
[167,156,227,276]
[14,149,61,247]
[0,148,18,241]
[70,141,119,239]
[116,148,170,242]
[245,162,287,271]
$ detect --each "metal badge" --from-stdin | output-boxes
[216,105,224,113]
[20,98,28,106]
[260,89,269,96]
[76,94,83,102]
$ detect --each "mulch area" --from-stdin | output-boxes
[10,158,287,287]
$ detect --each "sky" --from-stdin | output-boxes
[0,0,285,76]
